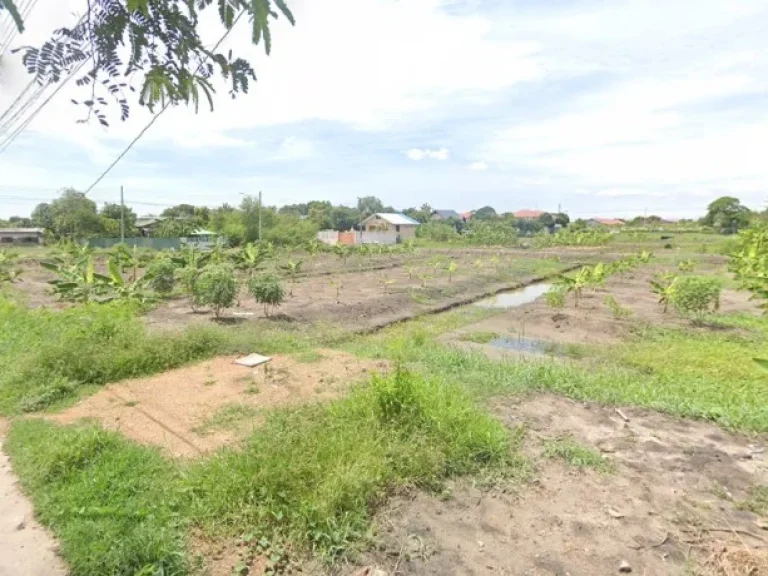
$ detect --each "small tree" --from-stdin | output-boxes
[146,258,177,296]
[649,273,678,313]
[195,264,238,319]
[248,274,285,316]
[670,276,721,320]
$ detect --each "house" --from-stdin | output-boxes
[431,209,460,221]
[513,209,544,219]
[460,211,474,221]
[0,228,44,244]
[360,213,420,244]
[588,218,625,228]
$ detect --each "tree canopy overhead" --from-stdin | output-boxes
[2,0,295,125]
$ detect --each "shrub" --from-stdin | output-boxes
[145,258,177,295]
[670,275,721,318]
[416,221,460,243]
[175,265,200,310]
[195,264,238,318]
[545,286,566,308]
[247,274,285,316]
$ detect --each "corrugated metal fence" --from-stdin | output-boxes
[87,237,182,250]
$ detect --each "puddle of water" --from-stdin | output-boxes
[488,336,551,354]
[474,283,552,309]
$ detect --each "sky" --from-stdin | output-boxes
[0,0,766,219]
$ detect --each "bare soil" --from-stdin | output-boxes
[51,350,387,457]
[144,252,588,332]
[348,395,768,576]
[447,265,758,356]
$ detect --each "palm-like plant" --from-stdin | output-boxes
[447,261,458,282]
[0,250,21,284]
[279,259,303,295]
[649,273,679,313]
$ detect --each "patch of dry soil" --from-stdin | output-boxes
[52,350,387,457]
[350,395,768,576]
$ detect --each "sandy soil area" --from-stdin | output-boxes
[52,350,388,457]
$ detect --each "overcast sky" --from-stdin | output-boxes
[0,0,766,219]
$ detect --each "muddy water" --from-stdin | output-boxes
[487,336,551,354]
[473,282,552,309]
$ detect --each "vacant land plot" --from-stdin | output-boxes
[51,350,387,456]
[4,240,768,576]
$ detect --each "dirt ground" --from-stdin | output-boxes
[349,395,768,576]
[51,350,388,457]
[144,252,588,332]
[446,264,756,356]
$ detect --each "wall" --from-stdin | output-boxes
[363,215,394,233]
[87,237,184,250]
[317,230,339,245]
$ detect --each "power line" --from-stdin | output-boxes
[83,10,247,194]
[0,58,87,154]
[0,0,37,56]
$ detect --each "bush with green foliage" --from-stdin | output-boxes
[670,275,721,318]
[416,221,461,243]
[247,274,285,316]
[545,286,566,308]
[195,264,238,318]
[145,258,177,296]
[465,220,517,246]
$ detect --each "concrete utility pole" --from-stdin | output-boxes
[120,185,125,243]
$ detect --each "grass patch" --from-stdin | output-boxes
[5,420,186,576]
[294,350,325,363]
[736,485,768,517]
[185,368,527,559]
[345,309,768,432]
[542,436,615,473]
[7,368,527,571]
[193,404,259,435]
[0,299,328,415]
[459,331,499,344]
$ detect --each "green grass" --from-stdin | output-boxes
[0,299,329,415]
[345,308,768,432]
[736,485,768,517]
[293,350,325,363]
[6,368,527,572]
[5,420,187,576]
[458,331,499,344]
[193,403,259,435]
[542,436,615,473]
[185,368,527,558]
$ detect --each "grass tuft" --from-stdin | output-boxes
[542,435,615,473]
[459,331,500,344]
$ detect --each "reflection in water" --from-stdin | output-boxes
[474,283,552,309]
[488,337,550,354]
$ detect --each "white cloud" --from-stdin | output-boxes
[273,136,315,160]
[407,147,449,161]
[469,161,488,171]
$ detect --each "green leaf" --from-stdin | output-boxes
[754,358,768,372]
[272,0,295,24]
[0,0,25,32]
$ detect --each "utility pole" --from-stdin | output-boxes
[120,185,125,243]
[258,190,263,242]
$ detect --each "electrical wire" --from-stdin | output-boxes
[0,58,87,153]
[0,0,36,56]
[83,9,247,194]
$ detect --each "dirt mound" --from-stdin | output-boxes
[52,350,387,457]
[349,395,768,575]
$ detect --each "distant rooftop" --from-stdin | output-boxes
[432,209,460,219]
[514,209,544,219]
[363,213,421,226]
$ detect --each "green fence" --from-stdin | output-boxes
[87,237,183,250]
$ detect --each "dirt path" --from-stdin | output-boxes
[0,433,67,576]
